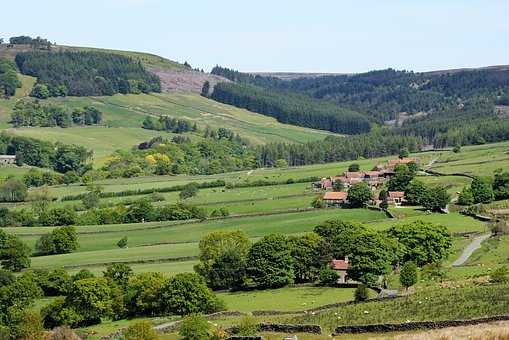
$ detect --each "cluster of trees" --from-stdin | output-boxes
[103,134,256,178]
[458,171,509,205]
[210,82,372,135]
[0,229,31,272]
[0,196,206,227]
[35,226,78,256]
[0,133,92,174]
[39,265,223,328]
[142,115,197,133]
[15,51,161,97]
[194,220,452,290]
[11,98,103,127]
[0,58,21,98]
[8,35,52,49]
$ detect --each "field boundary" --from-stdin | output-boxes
[333,314,509,334]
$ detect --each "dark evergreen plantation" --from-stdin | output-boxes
[15,51,161,97]
[0,58,21,97]
[211,66,509,122]
[210,82,372,135]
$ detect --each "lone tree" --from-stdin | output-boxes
[179,182,199,200]
[200,81,210,97]
[400,261,418,290]
[348,182,373,208]
[348,163,360,172]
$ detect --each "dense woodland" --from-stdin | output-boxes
[15,51,161,97]
[0,58,21,98]
[212,66,509,122]
[210,82,371,135]
[11,98,102,128]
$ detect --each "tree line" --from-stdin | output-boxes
[142,115,197,133]
[0,58,21,98]
[8,35,52,50]
[11,98,102,128]
[15,51,161,97]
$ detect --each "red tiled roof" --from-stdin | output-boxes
[389,191,405,199]
[331,259,349,270]
[323,191,348,200]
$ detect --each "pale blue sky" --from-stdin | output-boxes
[2,0,508,73]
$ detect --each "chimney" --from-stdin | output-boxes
[345,256,349,263]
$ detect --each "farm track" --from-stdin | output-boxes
[452,233,492,266]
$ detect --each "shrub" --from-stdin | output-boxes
[72,269,95,282]
[236,315,258,336]
[64,278,113,326]
[354,284,369,302]
[179,314,210,340]
[0,178,28,202]
[117,236,128,248]
[179,182,199,200]
[41,297,83,329]
[122,321,158,340]
[400,261,418,290]
[0,269,15,287]
[36,226,79,255]
[318,267,339,286]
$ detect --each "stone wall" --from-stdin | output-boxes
[333,315,509,334]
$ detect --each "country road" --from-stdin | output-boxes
[452,233,491,267]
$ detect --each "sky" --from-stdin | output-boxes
[2,0,508,73]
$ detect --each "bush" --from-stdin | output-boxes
[41,297,83,329]
[180,182,199,200]
[117,236,128,248]
[0,269,15,287]
[36,226,79,255]
[103,263,133,288]
[72,269,95,281]
[179,314,210,340]
[354,284,369,302]
[318,267,339,286]
[0,178,27,202]
[125,272,165,316]
[236,315,258,336]
[400,261,418,290]
[122,321,158,340]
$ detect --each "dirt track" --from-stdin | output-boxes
[151,68,229,93]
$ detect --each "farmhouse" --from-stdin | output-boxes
[387,191,405,206]
[0,155,16,166]
[323,191,347,206]
[330,258,349,283]
[387,157,418,169]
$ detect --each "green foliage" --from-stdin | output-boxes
[247,234,294,288]
[458,186,475,205]
[318,267,339,286]
[160,273,224,315]
[39,207,78,226]
[117,236,128,249]
[103,263,133,288]
[275,159,288,168]
[288,233,323,283]
[201,81,210,97]
[16,50,161,97]
[421,262,447,282]
[400,261,418,289]
[236,315,259,336]
[404,179,427,205]
[493,171,509,200]
[490,266,509,284]
[36,226,79,255]
[0,177,27,202]
[388,164,415,191]
[347,181,373,208]
[179,314,210,340]
[211,82,371,134]
[420,185,450,211]
[125,272,165,316]
[311,196,325,209]
[0,230,31,271]
[348,163,360,172]
[314,220,367,259]
[41,297,83,329]
[195,230,250,290]
[72,269,95,282]
[386,221,452,266]
[64,277,113,326]
[0,58,21,97]
[36,269,72,296]
[453,145,461,153]
[354,284,369,302]
[398,148,410,158]
[122,321,158,340]
[179,182,199,200]
[0,269,15,288]
[82,185,103,209]
[142,115,196,133]
[470,177,494,204]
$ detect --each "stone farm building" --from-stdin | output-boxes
[323,191,348,206]
[387,191,406,207]
[0,155,16,166]
[330,258,349,283]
